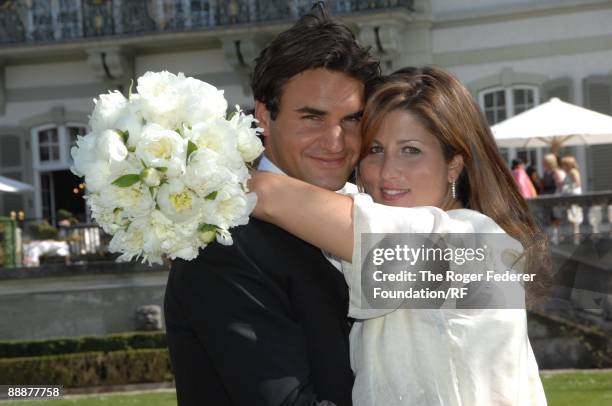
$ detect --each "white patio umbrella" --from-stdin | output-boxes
[0,175,34,193]
[492,98,612,151]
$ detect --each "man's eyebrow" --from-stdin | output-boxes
[294,106,327,116]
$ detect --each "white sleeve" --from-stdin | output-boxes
[342,194,467,319]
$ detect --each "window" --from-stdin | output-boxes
[38,128,60,163]
[31,123,88,224]
[32,124,87,170]
[479,86,538,125]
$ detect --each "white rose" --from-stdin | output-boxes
[135,124,186,177]
[89,91,128,133]
[179,76,228,125]
[157,179,202,223]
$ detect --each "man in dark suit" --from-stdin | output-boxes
[164,4,380,405]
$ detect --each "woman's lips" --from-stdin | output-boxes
[380,188,409,201]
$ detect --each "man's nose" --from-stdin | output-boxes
[320,123,345,153]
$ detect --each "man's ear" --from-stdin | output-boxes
[448,154,464,182]
[255,100,271,138]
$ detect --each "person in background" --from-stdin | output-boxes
[541,153,566,195]
[511,158,537,198]
[526,165,541,195]
[560,155,582,195]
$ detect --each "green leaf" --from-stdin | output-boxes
[198,224,217,233]
[227,111,237,121]
[117,130,129,144]
[205,191,218,200]
[157,167,168,173]
[187,140,198,160]
[128,79,134,100]
[111,174,141,187]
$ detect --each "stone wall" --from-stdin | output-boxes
[0,262,169,340]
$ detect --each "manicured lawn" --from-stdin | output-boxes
[541,370,612,406]
[3,371,611,405]
[1,390,177,406]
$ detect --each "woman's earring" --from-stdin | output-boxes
[451,179,457,200]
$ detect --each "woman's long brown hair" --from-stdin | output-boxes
[361,66,551,305]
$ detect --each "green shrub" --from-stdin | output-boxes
[0,349,172,388]
[27,221,59,240]
[0,331,167,358]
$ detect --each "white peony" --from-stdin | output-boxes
[74,71,263,264]
[179,76,228,126]
[97,129,129,163]
[135,124,186,177]
[230,107,264,163]
[183,148,236,198]
[70,132,98,177]
[136,71,183,128]
[97,183,155,219]
[89,91,128,133]
[202,184,256,230]
[186,118,243,169]
[156,179,201,223]
[114,98,145,148]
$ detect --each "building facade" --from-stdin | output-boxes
[1,0,611,223]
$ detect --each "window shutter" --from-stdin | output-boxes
[584,76,612,191]
[541,77,572,103]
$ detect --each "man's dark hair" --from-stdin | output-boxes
[251,2,380,120]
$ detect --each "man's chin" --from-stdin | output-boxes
[304,175,350,191]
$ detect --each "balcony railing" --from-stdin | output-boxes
[527,191,612,246]
[0,0,414,45]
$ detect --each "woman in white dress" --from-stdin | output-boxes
[249,66,549,405]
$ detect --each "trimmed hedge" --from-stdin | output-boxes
[0,348,172,387]
[0,331,166,358]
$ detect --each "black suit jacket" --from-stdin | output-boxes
[164,218,354,405]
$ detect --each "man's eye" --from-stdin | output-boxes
[302,115,321,121]
[345,116,361,123]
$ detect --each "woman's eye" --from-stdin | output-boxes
[368,145,383,154]
[402,146,421,155]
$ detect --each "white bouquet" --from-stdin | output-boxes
[70,71,264,264]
